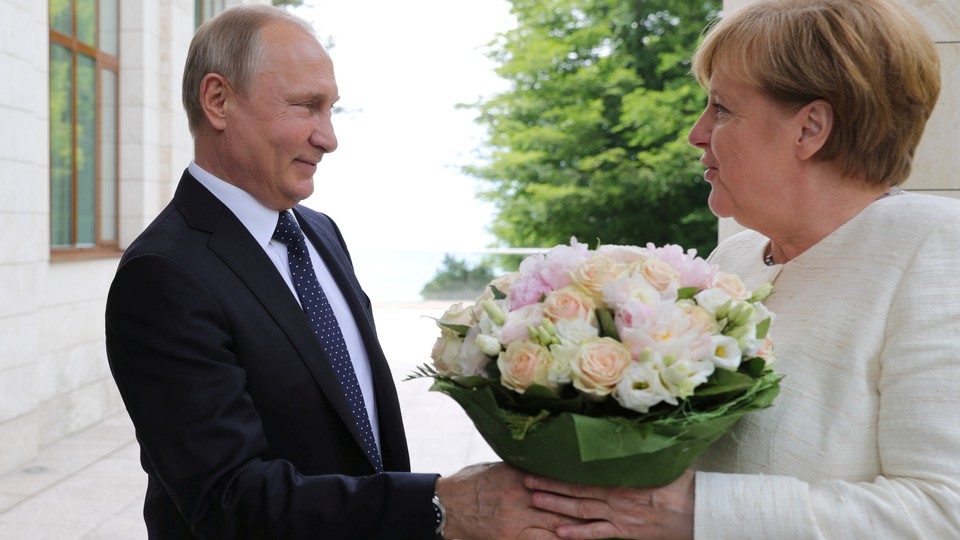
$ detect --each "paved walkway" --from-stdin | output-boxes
[0,302,498,539]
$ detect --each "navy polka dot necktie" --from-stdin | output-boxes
[273,211,383,473]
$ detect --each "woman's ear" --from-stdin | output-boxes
[795,99,833,160]
[199,73,229,132]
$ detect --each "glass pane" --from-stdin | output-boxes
[77,0,95,46]
[50,0,73,36]
[100,69,118,242]
[50,44,74,247]
[99,0,119,56]
[76,54,96,246]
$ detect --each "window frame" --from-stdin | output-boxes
[49,0,121,258]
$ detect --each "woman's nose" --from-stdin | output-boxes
[687,109,710,149]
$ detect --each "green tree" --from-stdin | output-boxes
[272,0,304,6]
[466,0,721,256]
[420,255,498,301]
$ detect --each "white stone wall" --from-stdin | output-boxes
[0,0,56,474]
[0,0,264,475]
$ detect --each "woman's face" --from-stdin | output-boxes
[688,68,803,227]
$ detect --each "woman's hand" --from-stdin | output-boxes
[524,468,696,540]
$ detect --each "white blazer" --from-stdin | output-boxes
[695,192,960,539]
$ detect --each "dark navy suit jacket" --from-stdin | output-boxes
[106,171,436,539]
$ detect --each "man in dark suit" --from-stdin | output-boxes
[105,5,569,539]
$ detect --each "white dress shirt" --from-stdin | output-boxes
[188,162,380,454]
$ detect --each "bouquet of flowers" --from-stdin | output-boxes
[409,238,781,487]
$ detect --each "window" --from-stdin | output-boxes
[196,0,226,28]
[49,0,119,252]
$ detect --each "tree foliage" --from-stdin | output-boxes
[466,0,722,256]
[421,255,498,300]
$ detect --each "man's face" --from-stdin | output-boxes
[220,21,339,210]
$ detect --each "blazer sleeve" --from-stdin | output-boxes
[693,221,960,539]
[106,251,437,539]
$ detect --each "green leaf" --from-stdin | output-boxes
[738,357,767,378]
[677,286,700,300]
[755,316,771,340]
[693,369,756,397]
[435,319,471,336]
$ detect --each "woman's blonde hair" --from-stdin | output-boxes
[692,0,940,186]
[182,5,317,137]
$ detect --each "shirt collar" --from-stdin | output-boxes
[188,161,283,249]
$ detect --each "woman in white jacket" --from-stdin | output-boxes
[524,0,960,538]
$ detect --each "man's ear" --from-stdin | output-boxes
[199,73,229,132]
[795,99,833,160]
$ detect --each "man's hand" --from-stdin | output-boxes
[436,462,583,540]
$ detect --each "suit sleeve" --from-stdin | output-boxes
[106,252,437,539]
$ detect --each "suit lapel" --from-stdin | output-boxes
[172,173,368,461]
[294,208,411,470]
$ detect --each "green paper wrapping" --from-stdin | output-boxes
[431,371,781,487]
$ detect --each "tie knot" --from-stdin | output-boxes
[273,211,304,247]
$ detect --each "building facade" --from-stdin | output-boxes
[0,0,956,476]
[0,0,267,475]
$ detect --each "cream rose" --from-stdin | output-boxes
[477,272,520,303]
[542,286,596,323]
[641,257,682,292]
[710,271,749,300]
[431,335,461,375]
[498,341,555,393]
[438,301,476,327]
[571,253,620,296]
[570,337,632,398]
